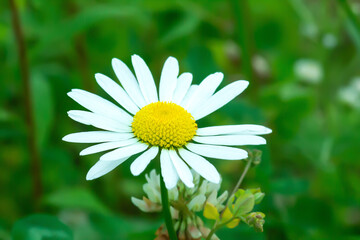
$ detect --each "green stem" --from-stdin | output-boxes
[205,224,218,240]
[159,171,178,240]
[337,0,360,49]
[207,157,254,240]
[9,0,42,208]
[229,157,254,198]
[337,0,360,32]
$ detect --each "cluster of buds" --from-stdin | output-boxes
[132,170,227,239]
[203,188,265,232]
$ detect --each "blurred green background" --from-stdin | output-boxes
[2,0,360,239]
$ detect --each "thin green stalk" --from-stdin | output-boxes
[337,0,360,50]
[337,0,360,32]
[207,157,254,240]
[229,157,253,198]
[206,224,218,240]
[9,0,42,208]
[159,171,178,240]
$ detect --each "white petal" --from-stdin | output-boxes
[159,57,179,101]
[95,73,139,115]
[168,150,194,188]
[63,131,134,143]
[186,143,248,160]
[100,142,148,161]
[86,157,129,180]
[178,148,220,184]
[68,110,132,132]
[80,138,139,156]
[130,146,159,176]
[160,149,178,189]
[131,55,158,103]
[112,58,147,108]
[184,72,223,113]
[68,89,133,125]
[179,85,198,107]
[193,135,266,146]
[172,73,193,104]
[192,80,249,120]
[196,124,272,136]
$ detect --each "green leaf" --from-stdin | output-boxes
[12,214,73,240]
[226,218,240,229]
[234,192,255,217]
[45,188,110,215]
[160,14,200,45]
[254,192,265,204]
[31,73,54,148]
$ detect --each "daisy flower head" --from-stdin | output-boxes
[63,55,271,189]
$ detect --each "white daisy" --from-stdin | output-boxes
[63,55,271,189]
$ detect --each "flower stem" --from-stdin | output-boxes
[337,0,360,48]
[159,171,178,240]
[206,157,254,240]
[206,226,218,240]
[9,0,42,208]
[230,157,254,198]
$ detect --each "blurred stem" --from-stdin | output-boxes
[206,224,219,240]
[9,0,42,207]
[67,2,93,92]
[229,0,254,83]
[159,171,178,240]
[337,0,360,32]
[74,34,93,92]
[337,0,360,42]
[230,157,253,201]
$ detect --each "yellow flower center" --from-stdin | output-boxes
[132,102,197,149]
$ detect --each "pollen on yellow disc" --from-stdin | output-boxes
[132,102,197,149]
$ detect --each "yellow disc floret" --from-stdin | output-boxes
[132,102,197,149]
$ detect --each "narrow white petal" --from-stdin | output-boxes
[193,135,266,146]
[86,157,129,180]
[131,55,158,103]
[196,124,272,136]
[68,89,133,125]
[160,149,178,189]
[168,150,194,188]
[80,138,139,156]
[192,80,249,120]
[112,58,147,108]
[186,143,248,160]
[178,148,220,184]
[95,73,139,115]
[159,57,179,101]
[68,110,132,132]
[63,131,134,143]
[130,146,159,176]
[185,72,223,113]
[100,142,148,161]
[172,73,193,104]
[179,85,198,107]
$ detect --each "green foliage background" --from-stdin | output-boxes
[1,0,360,239]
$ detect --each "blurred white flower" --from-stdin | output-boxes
[252,55,270,77]
[294,59,323,84]
[300,24,318,39]
[338,77,360,109]
[322,33,338,49]
[63,55,271,189]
